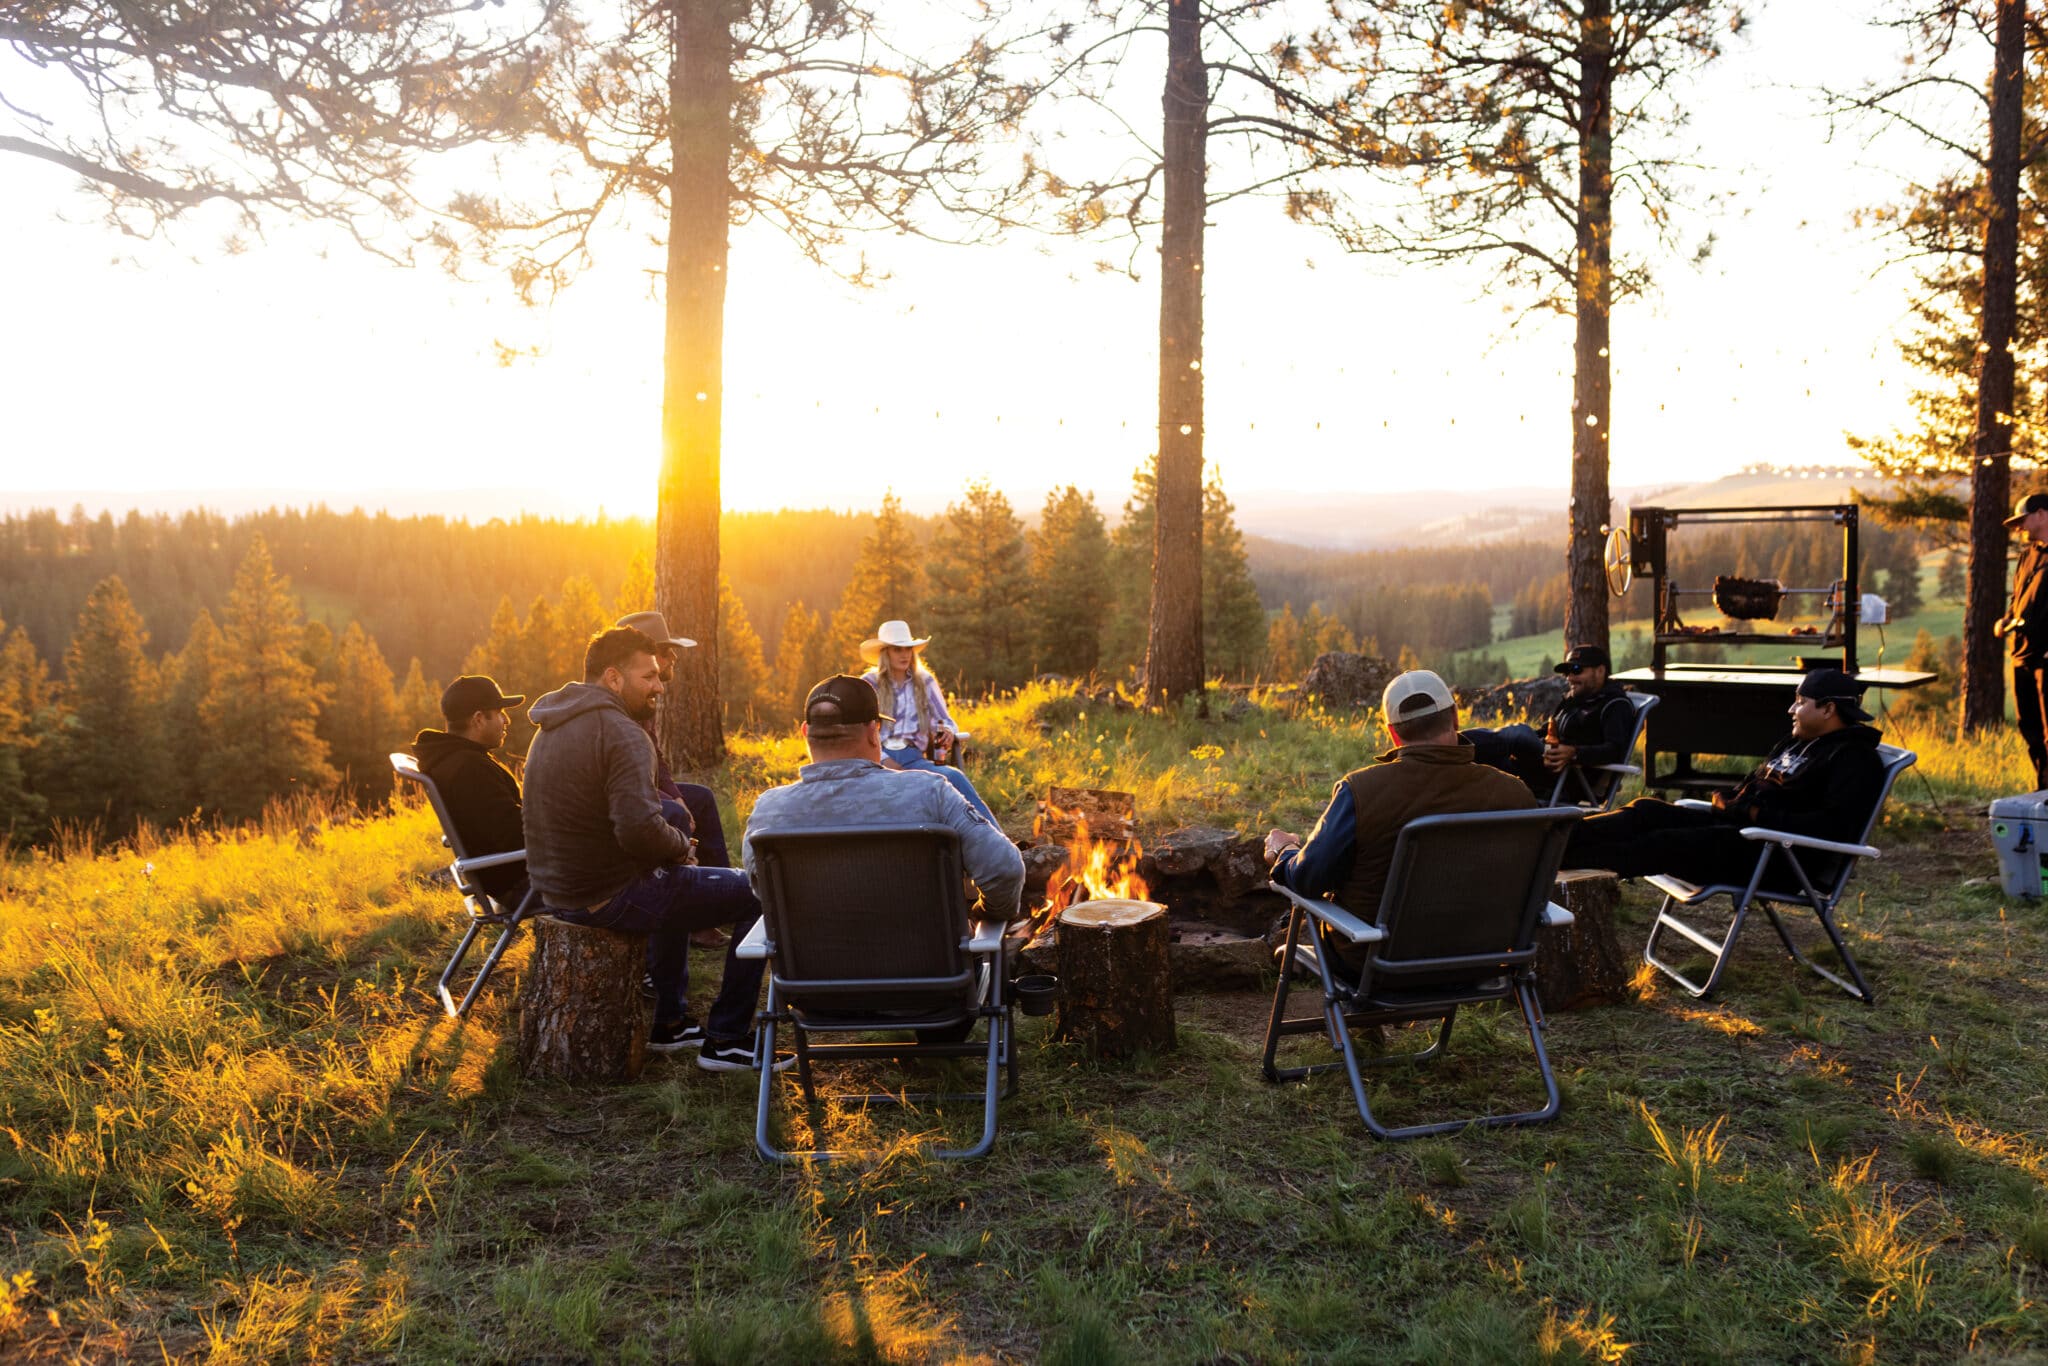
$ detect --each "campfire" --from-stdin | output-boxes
[1017,816,1151,947]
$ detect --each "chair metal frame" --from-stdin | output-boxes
[1641,744,1917,1005]
[739,824,1015,1163]
[389,752,541,1019]
[1260,807,1584,1141]
[1547,692,1659,810]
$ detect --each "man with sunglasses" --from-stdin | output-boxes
[1461,644,1635,799]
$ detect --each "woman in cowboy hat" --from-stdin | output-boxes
[860,620,999,824]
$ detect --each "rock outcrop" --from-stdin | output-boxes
[1299,652,1397,708]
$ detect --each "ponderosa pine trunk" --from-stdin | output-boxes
[1962,0,2026,735]
[1145,0,1206,706]
[1564,0,1614,654]
[656,0,732,768]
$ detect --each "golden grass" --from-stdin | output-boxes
[1795,1151,1941,1319]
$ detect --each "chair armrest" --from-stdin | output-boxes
[1673,799,1716,811]
[734,918,773,960]
[1583,763,1641,776]
[454,849,527,873]
[1265,881,1385,945]
[964,919,1004,954]
[1737,827,1880,859]
[1540,901,1576,928]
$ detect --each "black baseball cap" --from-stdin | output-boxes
[441,675,524,723]
[1797,668,1874,723]
[804,674,893,727]
[2005,493,2048,528]
[1554,644,1612,675]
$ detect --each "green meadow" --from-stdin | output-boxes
[1,682,2043,1362]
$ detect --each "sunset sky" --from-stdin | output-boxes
[0,2,1973,519]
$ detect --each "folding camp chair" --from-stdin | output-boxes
[1260,806,1584,1140]
[1547,692,1659,810]
[1641,744,1917,1005]
[389,752,541,1019]
[739,825,1015,1163]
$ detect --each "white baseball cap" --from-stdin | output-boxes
[1382,669,1456,723]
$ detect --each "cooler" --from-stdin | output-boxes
[1989,792,2048,899]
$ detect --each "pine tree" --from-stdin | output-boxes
[827,493,925,657]
[1884,547,1926,620]
[926,481,1032,691]
[1203,475,1267,681]
[465,596,534,753]
[553,576,611,675]
[1266,604,1307,681]
[719,577,772,731]
[320,623,403,802]
[1937,547,1967,603]
[521,597,565,693]
[55,576,165,831]
[162,609,221,818]
[1303,604,1356,657]
[770,601,838,724]
[0,619,49,837]
[396,658,442,738]
[613,553,656,620]
[198,536,336,821]
[1030,486,1112,676]
[1102,466,1158,679]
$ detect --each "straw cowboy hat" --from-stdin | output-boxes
[860,620,930,664]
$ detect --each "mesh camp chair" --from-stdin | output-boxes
[1547,692,1658,810]
[1641,744,1917,1005]
[389,752,541,1019]
[738,825,1014,1163]
[1261,806,1584,1141]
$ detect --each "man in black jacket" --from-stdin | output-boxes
[1563,669,1888,888]
[1999,493,2048,789]
[1463,644,1637,800]
[411,676,527,904]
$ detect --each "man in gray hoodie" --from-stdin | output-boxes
[523,627,776,1071]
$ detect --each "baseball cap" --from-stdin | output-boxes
[1382,669,1456,723]
[2004,493,2048,528]
[614,611,697,649]
[441,675,524,724]
[1797,668,1874,723]
[1554,644,1612,675]
[804,674,893,727]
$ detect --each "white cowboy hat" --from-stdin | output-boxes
[860,619,930,663]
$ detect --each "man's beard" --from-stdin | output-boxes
[631,694,659,721]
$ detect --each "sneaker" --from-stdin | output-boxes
[640,972,657,1000]
[647,1019,706,1053]
[697,1038,795,1073]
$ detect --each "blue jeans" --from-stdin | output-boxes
[662,784,731,868]
[886,753,998,824]
[555,864,764,1042]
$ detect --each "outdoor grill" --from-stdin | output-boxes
[1607,502,1935,794]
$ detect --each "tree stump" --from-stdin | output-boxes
[517,918,650,1082]
[1534,870,1628,1011]
[1056,899,1177,1059]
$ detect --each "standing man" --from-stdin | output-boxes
[616,611,731,949]
[411,675,527,904]
[1264,670,1537,971]
[523,627,779,1071]
[1998,493,2048,789]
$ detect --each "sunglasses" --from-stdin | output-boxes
[1560,662,1593,675]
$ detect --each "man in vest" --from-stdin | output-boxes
[1264,669,1538,970]
[1998,493,2048,789]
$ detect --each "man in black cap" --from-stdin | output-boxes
[410,675,528,903]
[1999,493,2048,787]
[1461,644,1637,800]
[1562,669,1887,887]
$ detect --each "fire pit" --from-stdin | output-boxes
[1014,789,1274,991]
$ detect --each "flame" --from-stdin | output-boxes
[1019,819,1149,946]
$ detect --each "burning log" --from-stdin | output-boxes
[1056,899,1177,1059]
[517,919,649,1082]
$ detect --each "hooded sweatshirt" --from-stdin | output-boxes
[410,729,526,900]
[522,682,689,907]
